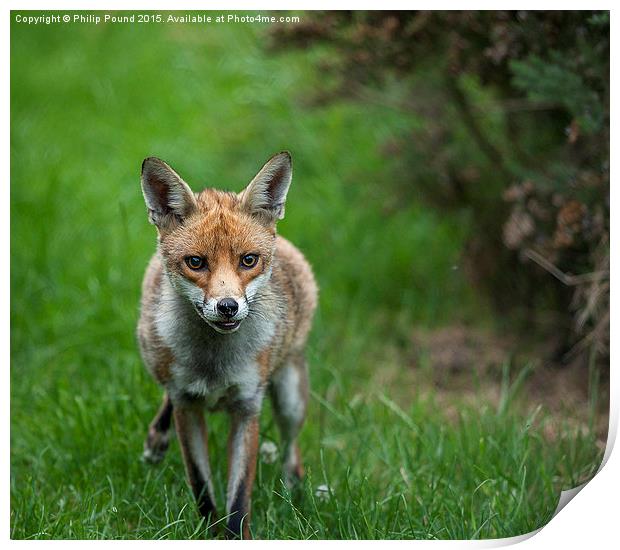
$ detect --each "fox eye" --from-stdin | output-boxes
[240,254,259,269]
[185,256,205,270]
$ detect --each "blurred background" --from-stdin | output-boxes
[11,11,609,540]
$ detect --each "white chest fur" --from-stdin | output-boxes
[155,283,276,410]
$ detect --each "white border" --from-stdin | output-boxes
[5,2,616,547]
[3,1,616,9]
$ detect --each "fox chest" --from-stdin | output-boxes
[157,306,274,409]
[156,317,268,412]
[169,343,263,410]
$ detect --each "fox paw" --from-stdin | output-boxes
[142,429,169,464]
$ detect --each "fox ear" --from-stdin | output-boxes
[239,152,292,223]
[141,157,197,230]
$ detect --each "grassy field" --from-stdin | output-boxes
[10,14,603,539]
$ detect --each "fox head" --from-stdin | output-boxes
[141,152,292,334]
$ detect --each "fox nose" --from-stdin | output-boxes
[217,298,238,318]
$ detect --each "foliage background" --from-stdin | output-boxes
[11,11,608,539]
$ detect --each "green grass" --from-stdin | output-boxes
[10,12,603,539]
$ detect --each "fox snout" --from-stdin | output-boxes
[212,298,242,333]
[217,298,239,318]
[193,294,250,334]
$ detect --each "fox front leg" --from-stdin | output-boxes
[143,392,173,464]
[173,404,218,522]
[225,413,260,539]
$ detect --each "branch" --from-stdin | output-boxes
[523,248,609,286]
[445,74,509,179]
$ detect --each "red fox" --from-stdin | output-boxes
[137,152,317,539]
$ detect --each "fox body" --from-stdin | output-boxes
[137,152,317,538]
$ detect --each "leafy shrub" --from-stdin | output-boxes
[268,11,609,368]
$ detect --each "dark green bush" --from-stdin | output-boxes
[268,11,609,368]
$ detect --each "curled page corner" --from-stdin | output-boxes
[478,407,616,547]
[551,482,588,519]
[475,483,596,548]
[531,406,617,536]
[548,409,617,519]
